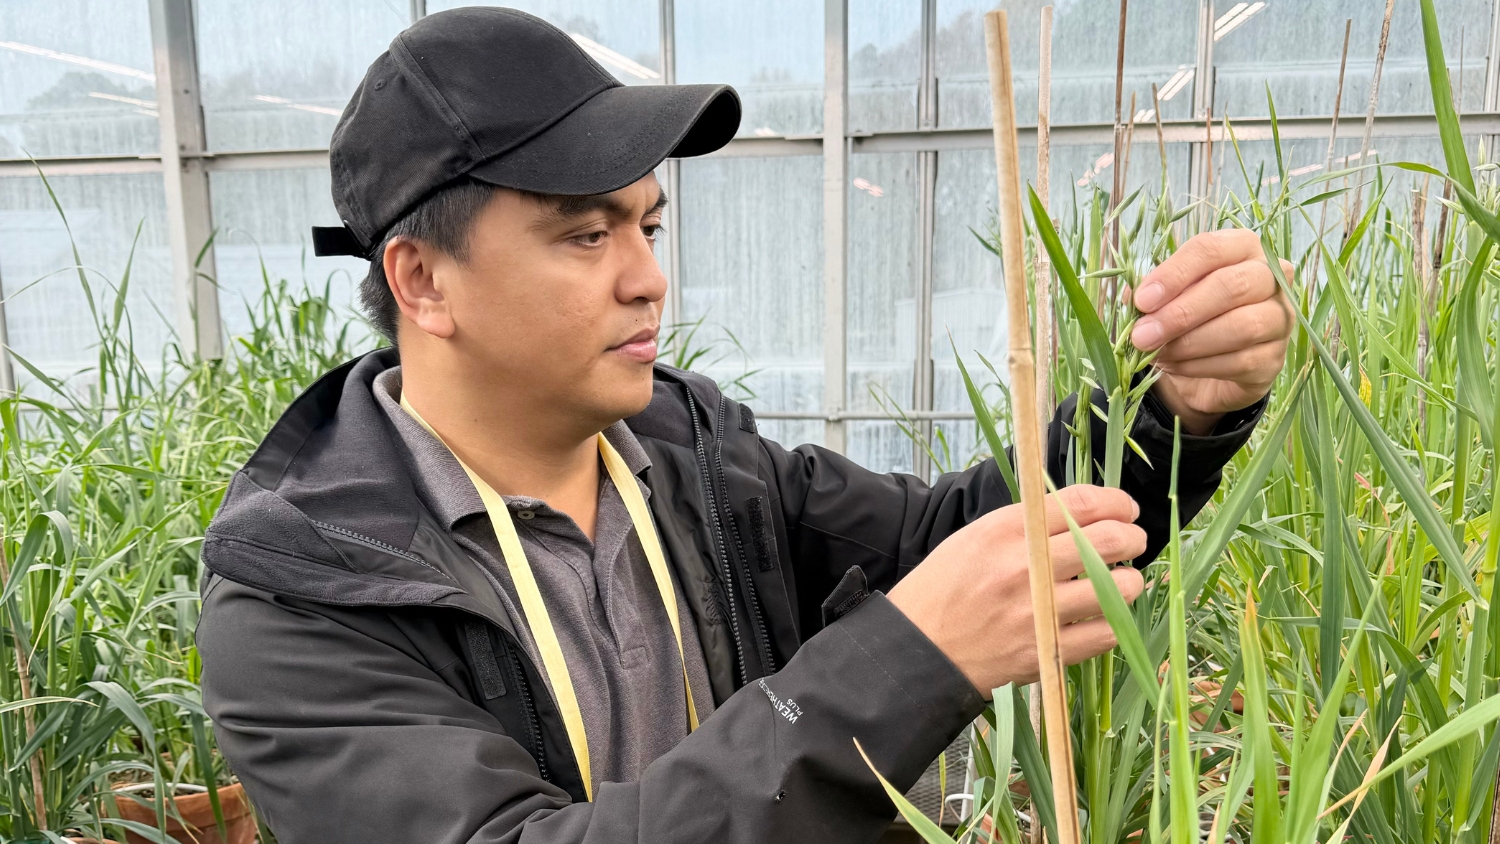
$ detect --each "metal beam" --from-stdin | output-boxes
[1484,0,1500,158]
[1189,0,1216,204]
[9,113,1495,179]
[756,410,977,421]
[0,154,162,178]
[912,0,938,479]
[660,0,683,329]
[822,0,848,453]
[850,112,1500,153]
[149,0,222,360]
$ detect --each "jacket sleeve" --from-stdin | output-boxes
[759,387,1265,614]
[199,576,983,844]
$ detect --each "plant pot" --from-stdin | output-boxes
[113,782,256,844]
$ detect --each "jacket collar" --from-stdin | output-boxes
[204,349,720,625]
[367,365,653,529]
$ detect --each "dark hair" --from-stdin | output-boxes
[359,178,499,344]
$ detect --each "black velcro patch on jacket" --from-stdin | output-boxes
[746,496,778,571]
[463,619,507,700]
[738,404,757,434]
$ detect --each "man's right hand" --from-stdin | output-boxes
[887,485,1147,698]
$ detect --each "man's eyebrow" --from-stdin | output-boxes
[530,189,669,230]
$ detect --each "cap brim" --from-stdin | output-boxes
[468,83,740,196]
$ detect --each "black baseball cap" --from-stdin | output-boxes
[312,6,741,259]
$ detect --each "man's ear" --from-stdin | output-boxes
[385,237,456,339]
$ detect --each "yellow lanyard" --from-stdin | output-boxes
[399,395,699,800]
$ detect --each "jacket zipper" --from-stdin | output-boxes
[498,631,550,785]
[710,396,776,675]
[683,385,749,685]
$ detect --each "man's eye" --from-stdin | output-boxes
[573,231,607,246]
[642,224,663,240]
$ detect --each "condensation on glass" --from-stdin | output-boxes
[935,0,1198,130]
[847,152,920,472]
[0,174,173,390]
[677,154,823,446]
[194,0,409,151]
[675,0,824,138]
[208,168,370,343]
[1213,0,1492,119]
[0,0,159,157]
[848,0,922,134]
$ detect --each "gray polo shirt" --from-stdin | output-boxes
[372,367,716,791]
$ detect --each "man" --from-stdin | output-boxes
[196,8,1291,844]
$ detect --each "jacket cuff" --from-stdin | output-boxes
[811,592,986,792]
[1133,387,1267,486]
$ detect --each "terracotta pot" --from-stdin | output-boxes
[113,782,256,844]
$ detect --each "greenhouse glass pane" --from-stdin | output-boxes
[208,168,371,347]
[1213,0,1490,119]
[676,0,823,138]
[0,0,157,157]
[935,0,1198,129]
[932,149,1005,414]
[0,174,172,386]
[848,152,919,414]
[678,155,822,420]
[195,0,408,151]
[848,420,914,474]
[849,0,921,133]
[426,0,662,84]
[1213,135,1469,258]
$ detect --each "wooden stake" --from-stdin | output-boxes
[1347,0,1396,232]
[1151,83,1167,180]
[1034,4,1054,433]
[1309,18,1351,289]
[1107,0,1129,258]
[984,12,1081,844]
[1029,10,1053,841]
[0,537,47,830]
[1413,180,1431,432]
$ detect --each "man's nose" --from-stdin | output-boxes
[617,229,668,305]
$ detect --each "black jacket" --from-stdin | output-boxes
[197,348,1260,844]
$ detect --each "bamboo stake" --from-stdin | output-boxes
[1035,4,1054,433]
[1107,0,1128,260]
[1309,18,1351,290]
[1151,83,1167,179]
[1347,0,1396,233]
[0,536,47,830]
[1413,180,1431,432]
[1120,91,1138,199]
[1029,10,1053,841]
[984,12,1082,844]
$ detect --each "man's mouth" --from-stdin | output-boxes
[609,327,659,363]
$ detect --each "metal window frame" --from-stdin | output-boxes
[822,0,849,452]
[6,0,1500,445]
[149,0,222,361]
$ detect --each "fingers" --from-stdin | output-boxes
[1155,339,1287,387]
[1133,229,1263,314]
[1156,298,1293,362]
[1055,566,1145,625]
[1132,257,1283,351]
[1037,484,1139,537]
[1058,618,1121,666]
[1047,519,1149,581]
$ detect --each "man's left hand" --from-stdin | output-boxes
[1129,229,1293,435]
